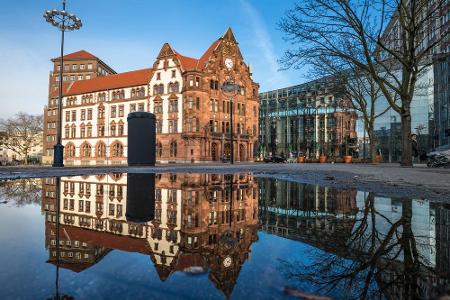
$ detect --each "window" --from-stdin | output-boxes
[81,109,86,121]
[118,124,124,136]
[97,142,106,157]
[79,200,84,212]
[63,75,67,81]
[170,141,177,157]
[210,99,214,112]
[86,75,91,80]
[169,120,178,133]
[111,106,116,118]
[87,109,92,120]
[65,111,70,122]
[98,125,105,137]
[130,104,136,112]
[64,64,69,71]
[65,144,76,158]
[87,63,92,70]
[70,75,75,81]
[156,120,162,133]
[78,75,83,80]
[169,99,178,112]
[111,143,124,157]
[154,102,162,113]
[80,64,85,70]
[70,126,76,138]
[73,64,78,70]
[171,70,176,78]
[80,125,86,138]
[138,103,144,111]
[169,82,179,93]
[81,143,92,158]
[156,72,161,80]
[71,110,76,121]
[188,97,194,109]
[110,123,116,136]
[98,105,105,118]
[156,142,162,157]
[118,105,124,117]
[65,127,70,138]
[195,77,200,87]
[87,125,92,137]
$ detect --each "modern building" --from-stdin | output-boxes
[259,78,358,159]
[433,53,450,147]
[42,28,259,165]
[43,50,117,165]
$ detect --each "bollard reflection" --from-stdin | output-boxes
[126,173,156,223]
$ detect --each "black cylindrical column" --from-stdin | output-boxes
[127,112,156,166]
[126,173,155,223]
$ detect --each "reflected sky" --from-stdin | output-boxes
[0,174,449,299]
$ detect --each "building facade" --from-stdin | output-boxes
[41,173,259,296]
[42,28,259,165]
[43,50,116,164]
[259,79,357,159]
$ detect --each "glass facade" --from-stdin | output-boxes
[433,53,450,147]
[259,80,358,160]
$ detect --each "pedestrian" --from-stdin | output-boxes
[411,134,419,158]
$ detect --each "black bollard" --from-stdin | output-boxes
[125,173,155,223]
[127,112,156,166]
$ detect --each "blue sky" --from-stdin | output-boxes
[0,0,305,118]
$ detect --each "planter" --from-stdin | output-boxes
[319,155,327,163]
[343,155,353,163]
[297,156,306,163]
[375,155,383,164]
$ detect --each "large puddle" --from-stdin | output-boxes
[0,173,448,299]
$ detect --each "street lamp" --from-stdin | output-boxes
[221,79,241,164]
[44,0,82,167]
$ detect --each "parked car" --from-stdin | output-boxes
[264,155,287,163]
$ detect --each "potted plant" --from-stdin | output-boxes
[318,145,327,163]
[343,137,353,163]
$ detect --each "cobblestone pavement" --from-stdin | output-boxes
[1,163,449,202]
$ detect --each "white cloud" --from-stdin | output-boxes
[240,0,291,91]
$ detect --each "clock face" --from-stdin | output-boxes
[223,256,232,268]
[224,58,234,70]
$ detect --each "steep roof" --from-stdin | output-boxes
[174,51,199,71]
[65,68,152,96]
[52,50,98,61]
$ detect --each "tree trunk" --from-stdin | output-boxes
[400,107,413,167]
[367,125,377,163]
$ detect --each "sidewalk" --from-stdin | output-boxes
[1,163,449,201]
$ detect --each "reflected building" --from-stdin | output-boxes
[41,173,258,297]
[258,178,358,252]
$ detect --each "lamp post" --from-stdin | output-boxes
[44,0,82,167]
[221,80,241,164]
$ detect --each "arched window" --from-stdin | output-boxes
[81,143,92,158]
[96,142,106,157]
[65,143,76,158]
[156,141,162,157]
[111,143,124,157]
[131,89,136,98]
[98,104,105,119]
[170,141,177,157]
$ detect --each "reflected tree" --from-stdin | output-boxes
[281,193,449,299]
[0,179,42,206]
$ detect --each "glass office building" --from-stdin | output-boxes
[259,79,358,159]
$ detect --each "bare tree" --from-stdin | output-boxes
[0,179,42,206]
[279,0,448,166]
[0,112,43,164]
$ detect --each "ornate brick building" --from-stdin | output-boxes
[41,173,259,296]
[42,28,259,165]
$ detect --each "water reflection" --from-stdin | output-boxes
[258,178,450,299]
[37,174,450,299]
[42,173,259,298]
